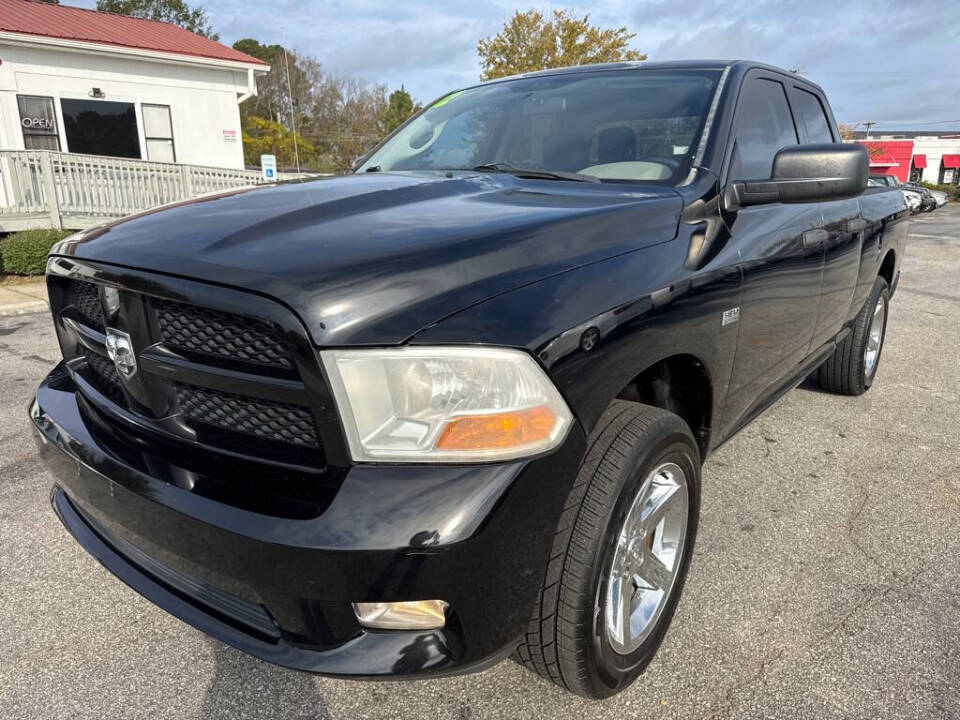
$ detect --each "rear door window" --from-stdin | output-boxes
[791,88,834,143]
[729,78,798,181]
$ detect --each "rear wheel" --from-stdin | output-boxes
[515,401,701,698]
[818,276,889,395]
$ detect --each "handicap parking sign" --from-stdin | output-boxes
[260,154,277,182]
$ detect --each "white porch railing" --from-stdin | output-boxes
[0,150,315,231]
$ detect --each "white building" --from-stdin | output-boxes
[857,130,960,186]
[0,0,268,169]
[908,137,960,185]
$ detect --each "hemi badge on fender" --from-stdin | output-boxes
[722,307,740,326]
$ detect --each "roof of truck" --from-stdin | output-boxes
[475,59,828,99]
[487,60,735,81]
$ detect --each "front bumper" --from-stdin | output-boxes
[32,364,586,678]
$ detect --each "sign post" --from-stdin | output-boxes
[260,154,277,182]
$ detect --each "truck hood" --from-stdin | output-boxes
[55,172,682,345]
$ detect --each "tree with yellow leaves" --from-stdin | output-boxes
[477,9,646,81]
[241,116,316,169]
[837,123,857,141]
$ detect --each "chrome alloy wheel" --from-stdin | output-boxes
[864,294,887,379]
[604,462,689,655]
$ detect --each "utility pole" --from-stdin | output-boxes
[859,121,878,139]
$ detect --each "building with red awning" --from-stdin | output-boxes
[857,138,960,185]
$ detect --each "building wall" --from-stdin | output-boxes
[911,137,960,184]
[0,42,250,168]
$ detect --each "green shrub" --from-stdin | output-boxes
[0,229,72,275]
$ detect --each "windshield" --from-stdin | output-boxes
[358,68,722,184]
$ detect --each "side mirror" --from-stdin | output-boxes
[730,143,868,208]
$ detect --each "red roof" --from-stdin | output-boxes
[859,140,914,182]
[912,154,927,169]
[0,0,266,66]
[868,153,898,167]
[943,155,960,169]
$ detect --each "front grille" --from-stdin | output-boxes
[155,298,295,370]
[82,349,125,405]
[50,270,336,476]
[176,383,319,448]
[64,280,105,331]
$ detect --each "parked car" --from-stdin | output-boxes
[31,60,909,699]
[902,182,937,212]
[868,175,922,213]
[903,189,923,212]
[867,174,900,188]
[928,188,948,207]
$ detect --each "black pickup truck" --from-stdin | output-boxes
[31,60,908,699]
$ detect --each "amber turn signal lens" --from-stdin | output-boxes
[436,406,556,451]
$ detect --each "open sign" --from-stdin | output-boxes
[17,96,59,142]
[21,117,54,130]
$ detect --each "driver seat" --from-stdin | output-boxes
[542,133,590,173]
[597,127,637,164]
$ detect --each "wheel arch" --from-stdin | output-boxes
[879,248,896,287]
[614,353,713,459]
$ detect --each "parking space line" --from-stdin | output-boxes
[908,232,956,240]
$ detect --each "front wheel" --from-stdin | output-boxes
[818,276,889,395]
[515,401,701,698]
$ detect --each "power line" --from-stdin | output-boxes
[846,119,960,127]
[877,119,960,127]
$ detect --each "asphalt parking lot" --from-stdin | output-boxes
[1,206,958,720]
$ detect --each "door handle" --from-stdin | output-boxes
[846,218,867,233]
[802,229,828,247]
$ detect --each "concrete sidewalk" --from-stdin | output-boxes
[0,278,49,317]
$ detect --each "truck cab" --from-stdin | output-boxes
[32,60,907,700]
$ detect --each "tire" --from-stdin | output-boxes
[515,400,701,698]
[817,276,889,395]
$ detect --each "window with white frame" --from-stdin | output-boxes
[17,95,61,151]
[142,104,176,162]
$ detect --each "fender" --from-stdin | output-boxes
[411,231,743,453]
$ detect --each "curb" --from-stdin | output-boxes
[0,300,48,317]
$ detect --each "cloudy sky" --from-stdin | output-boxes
[76,0,960,130]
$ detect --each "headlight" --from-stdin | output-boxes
[320,346,573,463]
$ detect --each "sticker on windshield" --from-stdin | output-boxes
[431,89,465,109]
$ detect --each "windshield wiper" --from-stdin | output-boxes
[471,162,599,183]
